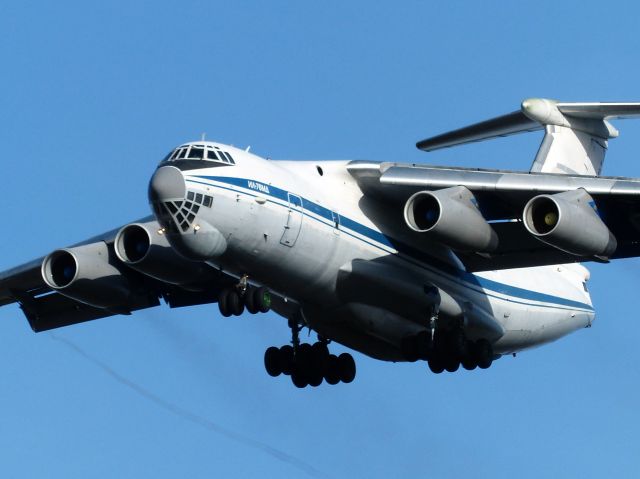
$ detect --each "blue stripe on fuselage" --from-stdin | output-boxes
[188,174,594,312]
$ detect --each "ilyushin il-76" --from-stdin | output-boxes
[2,98,639,388]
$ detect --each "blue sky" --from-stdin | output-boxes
[1,1,640,477]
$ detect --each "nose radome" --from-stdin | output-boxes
[148,166,185,202]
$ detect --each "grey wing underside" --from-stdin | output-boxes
[0,216,229,332]
[348,161,640,271]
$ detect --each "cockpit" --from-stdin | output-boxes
[160,142,236,168]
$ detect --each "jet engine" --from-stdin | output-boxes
[404,186,498,252]
[41,242,132,309]
[522,189,617,257]
[114,221,216,289]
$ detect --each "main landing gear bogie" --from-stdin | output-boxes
[403,326,496,375]
[264,319,356,388]
[264,342,356,388]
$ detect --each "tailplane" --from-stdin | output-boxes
[417,98,640,176]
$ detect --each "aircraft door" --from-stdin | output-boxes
[280,193,303,247]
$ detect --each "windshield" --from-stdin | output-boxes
[161,144,236,166]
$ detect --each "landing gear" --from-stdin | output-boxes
[262,320,357,387]
[403,325,496,374]
[218,277,271,317]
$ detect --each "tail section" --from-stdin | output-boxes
[417,98,640,176]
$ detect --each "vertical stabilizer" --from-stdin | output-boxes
[523,99,614,176]
[529,124,607,176]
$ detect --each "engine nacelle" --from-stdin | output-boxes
[522,189,617,257]
[114,221,216,289]
[404,186,498,252]
[41,242,131,309]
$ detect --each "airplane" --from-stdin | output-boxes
[2,97,640,389]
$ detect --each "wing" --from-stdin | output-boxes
[348,161,640,271]
[0,216,231,332]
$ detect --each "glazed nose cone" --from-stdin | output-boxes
[148,166,185,202]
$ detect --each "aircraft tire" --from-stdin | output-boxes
[228,290,244,316]
[311,342,329,373]
[428,357,445,374]
[448,329,466,358]
[338,353,356,383]
[254,287,272,313]
[444,355,460,373]
[291,370,308,388]
[461,340,477,370]
[244,286,259,314]
[324,355,341,385]
[475,339,493,369]
[218,289,232,317]
[264,347,282,377]
[279,345,294,375]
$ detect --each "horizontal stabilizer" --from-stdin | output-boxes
[555,102,640,120]
[416,111,540,152]
[417,98,640,177]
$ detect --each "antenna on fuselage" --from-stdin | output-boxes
[201,132,206,141]
[245,146,251,152]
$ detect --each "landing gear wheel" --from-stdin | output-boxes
[448,329,466,358]
[308,343,328,386]
[254,287,272,313]
[228,290,244,316]
[428,357,445,374]
[444,354,460,373]
[291,370,308,388]
[279,345,294,375]
[475,339,493,369]
[264,347,282,377]
[337,353,356,383]
[461,340,477,370]
[218,289,232,317]
[324,354,340,385]
[244,286,259,314]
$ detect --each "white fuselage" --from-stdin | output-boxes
[161,143,595,361]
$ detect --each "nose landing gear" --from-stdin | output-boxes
[218,276,271,317]
[263,319,357,388]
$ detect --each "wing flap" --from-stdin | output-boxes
[17,289,160,332]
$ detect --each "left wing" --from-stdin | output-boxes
[348,161,640,271]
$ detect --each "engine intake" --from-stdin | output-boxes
[114,221,217,289]
[522,189,617,257]
[404,186,498,252]
[42,242,132,309]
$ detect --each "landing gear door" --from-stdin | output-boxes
[280,193,303,247]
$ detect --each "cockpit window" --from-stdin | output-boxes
[187,146,204,159]
[161,143,236,167]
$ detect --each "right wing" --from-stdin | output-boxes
[0,217,230,332]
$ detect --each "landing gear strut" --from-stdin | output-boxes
[263,319,356,388]
[218,276,271,317]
